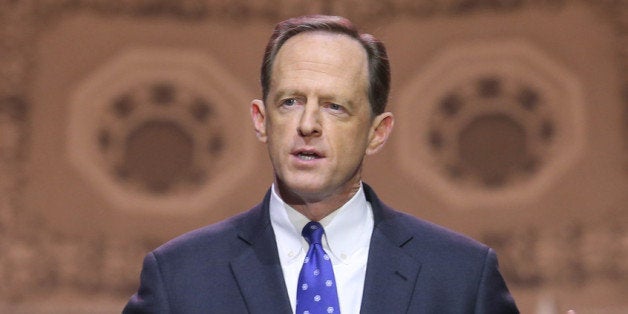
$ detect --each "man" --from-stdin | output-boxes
[123,15,519,313]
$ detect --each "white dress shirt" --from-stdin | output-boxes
[269,183,374,314]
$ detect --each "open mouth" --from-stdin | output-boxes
[294,151,322,161]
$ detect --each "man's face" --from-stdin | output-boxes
[251,32,392,203]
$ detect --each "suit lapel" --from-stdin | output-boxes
[360,184,423,314]
[229,192,292,314]
[229,185,422,313]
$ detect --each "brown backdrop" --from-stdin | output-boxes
[0,1,626,313]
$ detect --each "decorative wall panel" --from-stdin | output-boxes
[68,48,255,214]
[395,40,585,208]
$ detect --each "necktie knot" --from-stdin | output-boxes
[302,221,324,245]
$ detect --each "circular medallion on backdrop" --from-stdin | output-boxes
[395,40,585,208]
[98,81,224,195]
[67,49,255,214]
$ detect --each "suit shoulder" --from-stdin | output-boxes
[383,208,490,258]
[365,183,487,254]
[151,204,261,259]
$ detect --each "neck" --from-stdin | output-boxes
[275,181,361,221]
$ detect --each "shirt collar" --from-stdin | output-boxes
[269,183,373,265]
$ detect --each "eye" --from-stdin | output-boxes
[325,103,346,113]
[329,103,342,111]
[281,98,298,107]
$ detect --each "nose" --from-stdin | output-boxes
[297,104,321,137]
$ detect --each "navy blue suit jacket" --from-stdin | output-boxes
[123,184,519,313]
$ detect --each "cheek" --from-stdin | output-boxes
[267,112,296,131]
[265,116,287,140]
[266,120,294,155]
[334,125,371,156]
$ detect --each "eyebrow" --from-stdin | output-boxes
[271,89,304,103]
[274,89,358,107]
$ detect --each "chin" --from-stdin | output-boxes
[288,182,325,195]
[279,178,327,196]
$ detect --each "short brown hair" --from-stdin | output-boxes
[260,15,390,115]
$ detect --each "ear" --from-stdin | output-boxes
[250,99,267,143]
[366,112,394,155]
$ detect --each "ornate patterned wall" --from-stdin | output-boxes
[395,39,586,208]
[0,0,626,312]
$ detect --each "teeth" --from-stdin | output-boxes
[298,153,317,160]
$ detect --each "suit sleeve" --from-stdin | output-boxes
[474,248,520,314]
[123,252,171,314]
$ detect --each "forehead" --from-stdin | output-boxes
[277,31,366,57]
[271,32,369,91]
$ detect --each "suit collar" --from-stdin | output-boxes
[361,183,423,313]
[230,185,423,314]
[229,190,293,314]
[363,183,416,247]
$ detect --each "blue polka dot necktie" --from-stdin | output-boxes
[296,221,341,314]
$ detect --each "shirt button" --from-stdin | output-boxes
[340,253,347,260]
[288,251,295,258]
